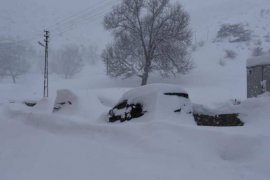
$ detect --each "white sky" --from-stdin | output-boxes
[0,0,269,50]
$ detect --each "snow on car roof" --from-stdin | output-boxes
[247,54,270,67]
[120,83,187,101]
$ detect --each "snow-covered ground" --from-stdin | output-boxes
[0,65,270,180]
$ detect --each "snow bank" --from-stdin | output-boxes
[31,97,55,113]
[1,87,270,180]
[1,104,270,180]
[51,89,109,122]
[193,94,270,133]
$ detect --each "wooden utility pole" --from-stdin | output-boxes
[44,30,49,97]
[38,30,49,97]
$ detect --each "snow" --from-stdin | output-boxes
[53,89,79,113]
[109,83,193,123]
[247,54,270,67]
[1,0,270,179]
[120,83,187,100]
[1,80,270,180]
[32,97,55,113]
[119,84,191,121]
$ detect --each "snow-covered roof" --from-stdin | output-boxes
[247,54,270,67]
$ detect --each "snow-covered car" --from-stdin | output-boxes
[108,84,193,123]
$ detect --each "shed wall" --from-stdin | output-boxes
[247,66,263,98]
[264,66,270,91]
[247,65,270,98]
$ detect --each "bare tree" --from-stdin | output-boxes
[0,40,31,83]
[216,23,252,43]
[52,45,83,79]
[80,44,99,65]
[102,0,192,85]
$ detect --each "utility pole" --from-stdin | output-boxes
[106,58,109,75]
[38,30,49,98]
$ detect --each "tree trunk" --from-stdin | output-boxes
[141,71,149,86]
[141,60,150,86]
[11,75,16,83]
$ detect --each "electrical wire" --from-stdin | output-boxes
[48,0,115,34]
[52,7,112,37]
[48,0,114,30]
[1,0,116,44]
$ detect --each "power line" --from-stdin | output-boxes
[52,7,112,37]
[48,0,114,32]
[1,0,116,44]
[48,0,113,30]
[51,9,112,36]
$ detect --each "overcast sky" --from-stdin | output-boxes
[0,0,268,50]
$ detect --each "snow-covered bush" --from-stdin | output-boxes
[216,23,252,43]
[224,49,237,59]
[192,41,205,52]
[252,46,264,56]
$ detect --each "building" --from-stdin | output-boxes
[247,54,270,98]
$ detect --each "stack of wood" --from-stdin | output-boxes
[193,113,244,126]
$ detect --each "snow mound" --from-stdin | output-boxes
[192,95,270,130]
[1,87,270,180]
[32,98,55,113]
[97,95,116,108]
[53,89,78,113]
[108,84,193,123]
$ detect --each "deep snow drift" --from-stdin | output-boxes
[0,84,270,180]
